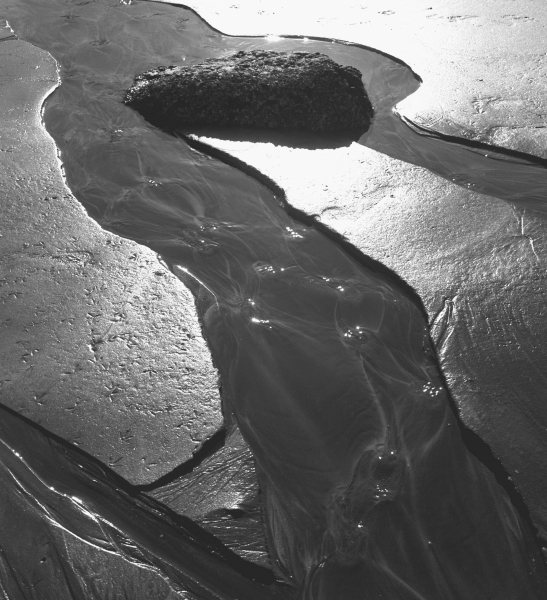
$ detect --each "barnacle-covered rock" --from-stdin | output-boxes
[124,50,373,135]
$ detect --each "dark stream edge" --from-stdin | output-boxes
[137,425,228,492]
[401,115,547,169]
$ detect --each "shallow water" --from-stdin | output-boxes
[3,0,547,598]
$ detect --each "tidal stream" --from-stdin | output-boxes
[3,0,547,598]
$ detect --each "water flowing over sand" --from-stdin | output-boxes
[2,1,547,598]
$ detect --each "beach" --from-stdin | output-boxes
[0,1,546,597]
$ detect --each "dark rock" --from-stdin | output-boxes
[124,50,373,134]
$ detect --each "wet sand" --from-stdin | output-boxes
[0,1,546,598]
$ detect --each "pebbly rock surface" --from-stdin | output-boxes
[124,50,373,134]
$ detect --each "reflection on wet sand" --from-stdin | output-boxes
[3,0,547,598]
